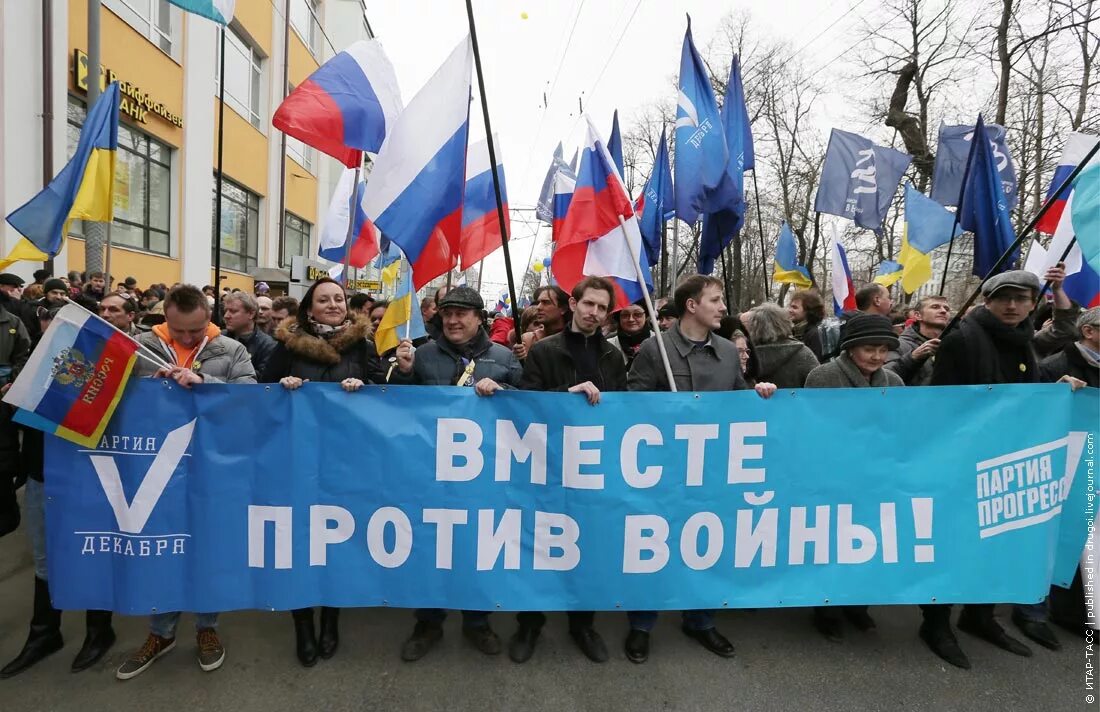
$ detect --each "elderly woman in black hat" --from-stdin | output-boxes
[804,313,903,642]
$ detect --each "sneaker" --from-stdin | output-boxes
[116,634,176,680]
[196,628,225,672]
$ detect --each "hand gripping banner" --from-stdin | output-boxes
[43,381,1097,614]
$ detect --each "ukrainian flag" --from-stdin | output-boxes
[899,184,962,294]
[873,260,904,287]
[772,221,813,288]
[4,82,120,261]
[375,263,427,356]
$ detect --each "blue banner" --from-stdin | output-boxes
[931,123,1018,208]
[815,129,912,232]
[44,381,1096,614]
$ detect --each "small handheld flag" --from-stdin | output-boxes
[830,230,856,314]
[3,304,141,447]
[375,265,427,356]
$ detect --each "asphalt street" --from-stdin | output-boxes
[0,520,1091,712]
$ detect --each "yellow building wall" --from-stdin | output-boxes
[67,238,182,286]
[211,269,253,292]
[213,107,268,196]
[288,32,319,87]
[284,157,317,223]
[234,0,273,56]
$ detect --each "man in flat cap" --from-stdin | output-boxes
[919,268,1085,670]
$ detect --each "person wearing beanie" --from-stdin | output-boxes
[40,279,70,309]
[803,312,902,642]
[915,267,1087,671]
[390,284,521,663]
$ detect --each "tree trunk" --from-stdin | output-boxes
[884,61,935,187]
[995,0,1013,125]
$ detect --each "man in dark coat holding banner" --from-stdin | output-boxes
[507,276,627,665]
[391,286,522,662]
[922,269,1086,670]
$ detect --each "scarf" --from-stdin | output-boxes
[791,320,808,339]
[616,324,652,358]
[307,316,352,338]
[971,306,1035,347]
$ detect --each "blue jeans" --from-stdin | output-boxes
[415,608,490,629]
[24,480,47,580]
[628,610,714,632]
[150,612,219,638]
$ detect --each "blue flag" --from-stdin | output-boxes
[636,129,675,267]
[960,115,1018,278]
[674,17,734,224]
[814,129,912,232]
[931,123,1017,209]
[607,110,624,177]
[698,54,753,274]
[536,142,576,225]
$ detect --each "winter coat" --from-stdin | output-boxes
[263,313,383,385]
[135,324,256,383]
[628,323,747,392]
[752,339,819,389]
[0,292,39,341]
[886,323,938,386]
[792,320,825,363]
[805,351,905,389]
[0,307,30,382]
[522,326,627,392]
[1033,305,1081,359]
[931,307,1040,386]
[228,328,277,377]
[1040,343,1100,388]
[608,329,654,370]
[392,328,522,387]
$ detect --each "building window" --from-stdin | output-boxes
[104,0,177,56]
[283,213,311,267]
[284,84,315,172]
[215,27,263,129]
[212,177,260,273]
[290,0,321,55]
[66,97,171,256]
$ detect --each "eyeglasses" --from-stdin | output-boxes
[620,311,645,320]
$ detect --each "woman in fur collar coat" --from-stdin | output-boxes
[261,278,382,667]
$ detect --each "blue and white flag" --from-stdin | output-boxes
[166,0,234,24]
[674,17,735,224]
[815,129,912,232]
[931,123,1018,209]
[536,142,577,225]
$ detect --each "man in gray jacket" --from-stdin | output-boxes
[625,275,777,664]
[117,285,254,682]
[885,295,950,386]
[392,286,522,661]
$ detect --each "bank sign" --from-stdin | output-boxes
[73,50,184,128]
[43,381,1096,614]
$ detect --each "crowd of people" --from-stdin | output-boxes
[0,263,1094,680]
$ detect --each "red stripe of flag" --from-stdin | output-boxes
[59,332,139,438]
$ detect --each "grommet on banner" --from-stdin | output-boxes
[382,599,389,606]
[264,385,270,391]
[694,393,700,399]
[495,603,501,608]
[722,601,728,607]
[615,603,622,609]
[824,598,830,604]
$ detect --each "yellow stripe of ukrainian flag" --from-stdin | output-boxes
[375,293,414,356]
[69,147,116,222]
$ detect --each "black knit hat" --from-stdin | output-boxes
[43,278,67,294]
[839,313,899,350]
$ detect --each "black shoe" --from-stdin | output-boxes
[0,578,63,678]
[507,625,540,664]
[958,611,1032,657]
[1011,615,1061,651]
[463,625,502,656]
[401,622,442,662]
[919,622,971,670]
[71,610,115,672]
[813,610,844,643]
[681,626,735,658]
[624,629,649,664]
[569,626,608,663]
[843,607,876,632]
[292,608,318,668]
[318,607,339,659]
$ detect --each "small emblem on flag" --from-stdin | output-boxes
[51,348,94,388]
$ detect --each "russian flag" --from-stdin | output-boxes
[830,230,856,315]
[361,37,471,289]
[552,116,652,310]
[1025,186,1100,308]
[550,171,575,240]
[459,135,509,269]
[273,39,403,168]
[4,304,139,447]
[1036,132,1099,235]
[318,168,380,268]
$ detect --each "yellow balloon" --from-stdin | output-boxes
[532,262,544,273]
[520,11,529,20]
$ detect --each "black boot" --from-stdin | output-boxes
[292,608,318,668]
[401,621,443,662]
[507,624,541,664]
[0,474,19,539]
[0,577,63,678]
[318,607,339,659]
[71,610,115,672]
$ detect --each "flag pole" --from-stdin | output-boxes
[751,170,769,300]
[618,215,677,392]
[464,0,518,314]
[213,24,227,323]
[340,166,362,287]
[720,239,734,307]
[943,138,1100,336]
[669,218,680,297]
[403,259,413,341]
[936,209,964,295]
[659,221,669,297]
